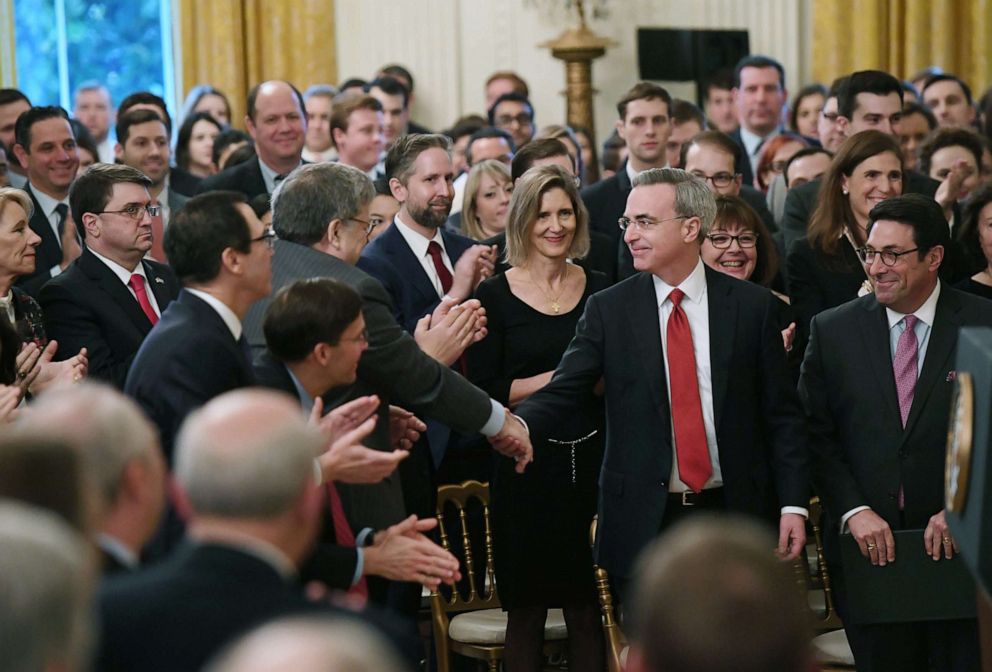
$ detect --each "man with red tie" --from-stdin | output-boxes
[516,168,809,599]
[39,163,179,389]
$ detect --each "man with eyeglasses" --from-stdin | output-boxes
[488,92,535,151]
[800,193,989,671]
[39,163,179,389]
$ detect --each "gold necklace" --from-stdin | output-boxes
[528,265,570,314]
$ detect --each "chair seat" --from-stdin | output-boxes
[448,608,568,645]
[812,629,855,666]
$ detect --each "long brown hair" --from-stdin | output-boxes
[807,130,903,257]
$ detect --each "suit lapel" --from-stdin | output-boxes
[856,297,902,431]
[80,251,155,335]
[628,274,668,416]
[903,287,959,438]
[382,225,441,305]
[25,185,62,268]
[704,268,735,430]
[142,260,175,310]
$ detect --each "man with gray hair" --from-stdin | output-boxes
[516,168,808,600]
[95,389,406,672]
[0,500,94,672]
[20,382,166,574]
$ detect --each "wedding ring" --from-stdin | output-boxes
[16,370,25,380]
[73,374,81,382]
[866,542,876,550]
[942,537,951,544]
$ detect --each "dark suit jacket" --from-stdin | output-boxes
[39,249,180,389]
[123,290,255,462]
[581,167,631,245]
[169,167,203,197]
[516,266,809,580]
[15,184,66,297]
[800,285,992,543]
[196,157,268,198]
[95,543,355,672]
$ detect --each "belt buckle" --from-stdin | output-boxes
[681,491,694,506]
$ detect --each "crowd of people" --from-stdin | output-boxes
[1,53,991,672]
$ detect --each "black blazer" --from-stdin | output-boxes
[123,289,255,462]
[516,266,809,580]
[168,167,203,197]
[15,184,65,297]
[196,157,268,199]
[39,249,180,389]
[800,285,992,539]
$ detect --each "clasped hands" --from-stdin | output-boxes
[848,508,957,566]
[415,296,487,366]
[489,408,533,474]
[1,341,88,423]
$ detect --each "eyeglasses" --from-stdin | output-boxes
[856,247,920,266]
[349,217,378,237]
[250,228,278,250]
[689,171,738,188]
[338,328,369,345]
[706,232,758,249]
[618,215,688,231]
[495,113,533,127]
[98,203,161,220]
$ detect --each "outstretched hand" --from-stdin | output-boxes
[489,409,533,473]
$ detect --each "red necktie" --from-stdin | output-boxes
[427,241,453,294]
[326,483,369,599]
[666,288,712,492]
[149,212,167,263]
[129,274,159,326]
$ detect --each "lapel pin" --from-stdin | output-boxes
[946,371,957,382]
[154,277,165,284]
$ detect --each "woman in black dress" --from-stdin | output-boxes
[955,184,992,299]
[467,164,605,672]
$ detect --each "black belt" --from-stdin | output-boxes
[667,487,725,508]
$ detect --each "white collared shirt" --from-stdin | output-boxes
[88,248,162,317]
[739,125,781,176]
[625,160,669,187]
[30,184,70,277]
[392,213,453,299]
[258,157,302,195]
[156,174,172,229]
[184,288,242,340]
[96,137,115,164]
[97,533,139,570]
[651,259,723,492]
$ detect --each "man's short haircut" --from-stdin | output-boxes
[633,167,717,235]
[117,91,172,134]
[505,164,589,266]
[246,80,305,123]
[367,76,409,109]
[680,129,743,170]
[115,108,166,147]
[338,77,368,92]
[164,191,250,284]
[0,434,91,533]
[174,391,324,518]
[385,133,451,185]
[14,106,71,152]
[74,80,109,101]
[533,124,583,177]
[616,82,672,121]
[373,176,393,197]
[868,192,950,260]
[671,98,706,128]
[223,144,257,170]
[902,101,938,131]
[0,501,92,672]
[838,70,902,119]
[733,55,786,90]
[379,64,414,92]
[918,126,984,176]
[511,137,570,182]
[212,128,252,167]
[69,162,152,233]
[444,116,487,147]
[68,119,98,164]
[827,75,849,100]
[486,71,530,98]
[923,73,974,105]
[487,92,534,126]
[628,515,810,672]
[465,127,515,166]
[329,94,383,147]
[0,88,30,108]
[703,69,734,98]
[782,146,833,187]
[263,279,363,362]
[303,84,337,103]
[271,162,375,245]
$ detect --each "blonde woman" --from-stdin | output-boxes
[461,159,513,241]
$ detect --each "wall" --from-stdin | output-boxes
[335,0,813,146]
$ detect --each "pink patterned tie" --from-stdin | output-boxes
[893,314,919,428]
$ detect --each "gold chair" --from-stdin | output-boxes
[590,516,626,672]
[804,496,855,671]
[429,480,568,672]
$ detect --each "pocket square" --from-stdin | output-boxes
[946,371,957,382]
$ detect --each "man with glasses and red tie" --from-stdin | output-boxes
[40,163,179,389]
[800,193,990,672]
[516,167,809,602]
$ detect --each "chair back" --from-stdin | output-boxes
[808,496,845,631]
[590,516,626,672]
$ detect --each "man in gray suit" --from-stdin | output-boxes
[242,162,530,535]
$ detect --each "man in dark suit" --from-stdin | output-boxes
[40,164,179,388]
[516,168,809,595]
[95,389,409,672]
[800,194,989,672]
[197,80,306,199]
[582,82,672,283]
[728,55,789,189]
[11,106,81,295]
[124,190,273,461]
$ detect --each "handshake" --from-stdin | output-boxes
[488,408,533,474]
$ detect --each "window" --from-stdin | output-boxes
[14,0,174,112]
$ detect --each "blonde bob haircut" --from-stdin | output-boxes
[0,187,34,220]
[462,159,512,241]
[505,163,589,267]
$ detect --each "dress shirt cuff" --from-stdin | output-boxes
[479,400,505,437]
[355,527,376,547]
[781,506,809,519]
[312,459,323,487]
[49,264,61,278]
[352,548,365,586]
[840,506,871,533]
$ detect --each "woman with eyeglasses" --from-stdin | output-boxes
[0,188,87,418]
[786,131,904,349]
[467,164,606,672]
